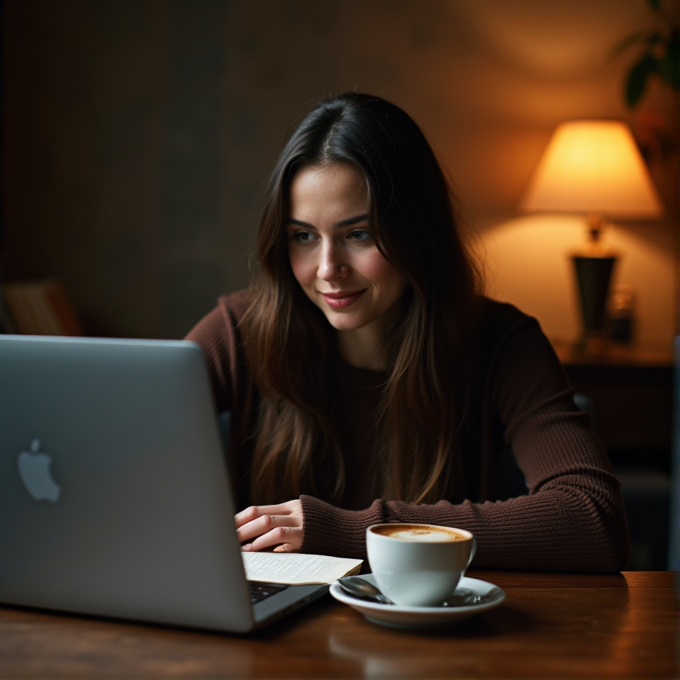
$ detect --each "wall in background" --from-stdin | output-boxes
[3,0,675,345]
[4,0,231,338]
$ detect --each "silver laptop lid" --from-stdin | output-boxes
[0,335,255,632]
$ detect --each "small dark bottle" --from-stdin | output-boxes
[608,284,635,344]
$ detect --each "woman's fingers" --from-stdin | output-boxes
[235,500,304,552]
[237,512,298,543]
[242,525,303,553]
[235,501,298,529]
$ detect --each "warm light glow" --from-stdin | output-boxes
[521,120,664,218]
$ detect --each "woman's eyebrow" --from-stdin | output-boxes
[286,214,369,229]
[336,214,369,228]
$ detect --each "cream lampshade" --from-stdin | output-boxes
[521,120,664,350]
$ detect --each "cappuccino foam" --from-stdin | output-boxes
[372,524,465,542]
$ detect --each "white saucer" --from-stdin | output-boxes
[329,575,505,629]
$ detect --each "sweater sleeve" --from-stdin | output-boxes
[185,291,252,414]
[300,315,630,574]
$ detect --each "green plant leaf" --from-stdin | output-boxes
[625,53,658,106]
[613,31,650,56]
[612,30,661,57]
[658,34,680,89]
[644,31,663,47]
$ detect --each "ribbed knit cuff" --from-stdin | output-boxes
[299,495,386,559]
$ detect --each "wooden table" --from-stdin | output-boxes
[1,571,677,679]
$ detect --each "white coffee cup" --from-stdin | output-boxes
[366,523,476,607]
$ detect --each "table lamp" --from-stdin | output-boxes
[521,120,664,351]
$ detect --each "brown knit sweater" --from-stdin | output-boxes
[186,290,630,572]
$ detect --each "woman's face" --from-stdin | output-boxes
[286,163,408,350]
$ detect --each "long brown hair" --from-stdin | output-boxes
[240,93,482,505]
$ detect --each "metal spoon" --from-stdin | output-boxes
[338,576,485,607]
[338,576,394,605]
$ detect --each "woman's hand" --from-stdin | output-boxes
[235,500,304,553]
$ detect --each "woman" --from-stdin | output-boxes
[187,92,629,572]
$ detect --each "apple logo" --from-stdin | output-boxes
[17,438,61,502]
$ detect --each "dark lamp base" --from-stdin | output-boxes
[572,254,617,351]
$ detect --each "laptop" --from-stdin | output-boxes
[0,334,328,633]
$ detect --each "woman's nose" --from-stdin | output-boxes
[318,243,349,281]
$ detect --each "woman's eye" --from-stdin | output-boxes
[291,231,317,243]
[348,230,372,243]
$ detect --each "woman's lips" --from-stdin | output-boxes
[321,290,366,309]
